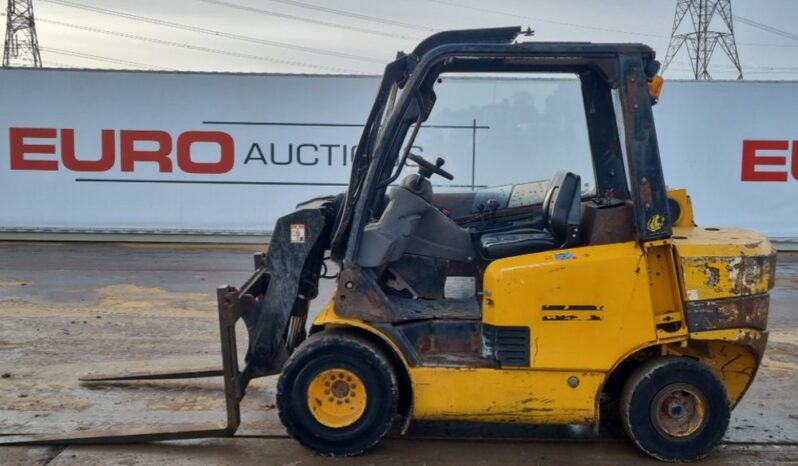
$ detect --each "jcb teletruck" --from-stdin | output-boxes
[4,27,774,462]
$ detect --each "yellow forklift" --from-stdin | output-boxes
[3,27,775,462]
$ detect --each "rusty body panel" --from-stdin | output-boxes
[689,327,770,364]
[685,294,769,332]
[668,226,774,407]
[672,226,776,302]
[335,267,484,324]
[680,254,776,300]
[335,267,398,322]
[677,328,769,406]
[580,199,636,246]
[378,320,493,368]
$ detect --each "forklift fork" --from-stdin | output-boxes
[0,260,271,446]
[1,200,333,446]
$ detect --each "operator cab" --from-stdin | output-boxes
[352,72,637,305]
[333,29,667,337]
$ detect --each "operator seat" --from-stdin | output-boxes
[480,171,582,260]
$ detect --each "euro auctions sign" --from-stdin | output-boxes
[9,128,235,174]
[741,140,798,182]
[2,69,798,240]
[0,69,380,235]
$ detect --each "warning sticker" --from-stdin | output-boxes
[290,223,306,244]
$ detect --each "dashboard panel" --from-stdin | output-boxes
[470,180,550,213]
[507,180,550,208]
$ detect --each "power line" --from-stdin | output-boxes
[196,0,422,41]
[43,60,79,68]
[421,0,660,38]
[25,3,798,77]
[728,64,798,71]
[668,66,797,75]
[734,15,798,43]
[423,0,798,47]
[36,17,364,73]
[735,71,798,75]
[668,60,798,74]
[740,42,798,48]
[42,0,384,64]
[266,0,435,32]
[41,46,171,70]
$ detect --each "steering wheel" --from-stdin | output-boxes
[407,153,454,181]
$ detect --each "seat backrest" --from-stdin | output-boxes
[543,171,582,247]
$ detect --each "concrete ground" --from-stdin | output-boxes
[0,242,796,465]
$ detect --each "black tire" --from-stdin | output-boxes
[620,357,730,462]
[276,331,398,456]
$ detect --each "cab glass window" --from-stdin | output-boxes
[397,72,596,201]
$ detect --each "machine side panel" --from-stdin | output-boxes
[481,241,658,371]
[410,367,602,424]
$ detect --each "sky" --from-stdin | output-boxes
[11,0,798,79]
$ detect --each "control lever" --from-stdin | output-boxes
[484,198,500,224]
[476,203,486,227]
[475,199,500,228]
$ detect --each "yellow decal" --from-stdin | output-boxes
[647,214,665,232]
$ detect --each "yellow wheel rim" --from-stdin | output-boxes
[307,368,367,428]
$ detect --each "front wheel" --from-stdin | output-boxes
[276,331,398,456]
[620,357,730,462]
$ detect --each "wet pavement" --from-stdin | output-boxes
[0,242,796,465]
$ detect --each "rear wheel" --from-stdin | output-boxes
[276,332,398,456]
[620,357,730,462]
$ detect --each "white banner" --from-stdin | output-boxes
[0,68,796,239]
[656,81,798,239]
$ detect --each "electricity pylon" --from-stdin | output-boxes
[3,0,42,67]
[662,0,742,80]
